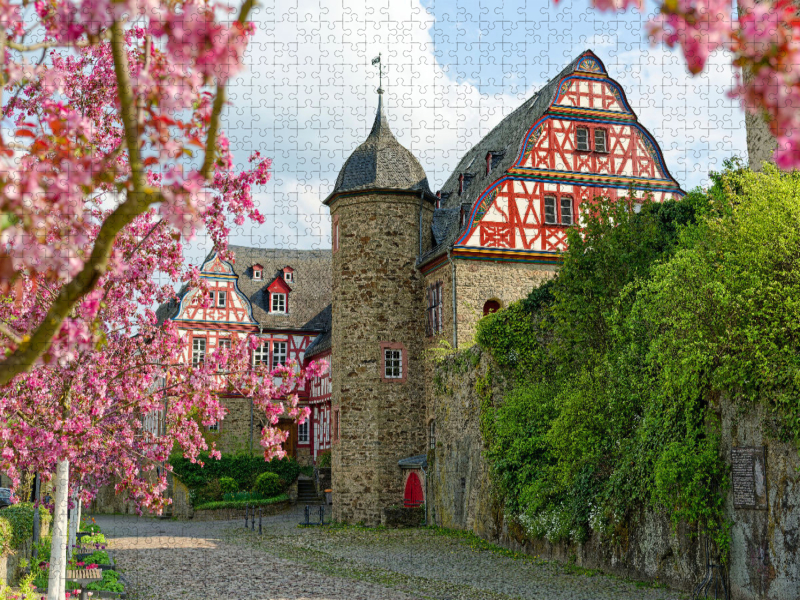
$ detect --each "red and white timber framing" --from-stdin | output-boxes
[304,349,332,460]
[171,252,320,410]
[427,51,685,270]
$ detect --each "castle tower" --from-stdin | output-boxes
[324,90,435,525]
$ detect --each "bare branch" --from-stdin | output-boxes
[0,323,23,345]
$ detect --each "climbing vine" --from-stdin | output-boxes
[473,159,800,560]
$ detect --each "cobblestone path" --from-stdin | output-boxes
[95,508,687,600]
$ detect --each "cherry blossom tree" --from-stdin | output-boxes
[0,2,328,598]
[0,0,264,384]
[570,0,800,169]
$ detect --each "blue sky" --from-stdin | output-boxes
[181,0,745,261]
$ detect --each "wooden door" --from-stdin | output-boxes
[404,472,424,507]
[278,421,297,459]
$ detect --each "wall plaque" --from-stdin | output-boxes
[731,446,767,510]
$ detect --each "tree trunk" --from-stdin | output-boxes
[47,460,69,600]
[67,490,79,559]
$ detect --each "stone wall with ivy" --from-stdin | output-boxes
[429,163,800,599]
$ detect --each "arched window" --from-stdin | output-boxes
[483,299,501,316]
[404,472,424,507]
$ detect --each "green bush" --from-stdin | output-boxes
[169,452,301,505]
[317,450,331,468]
[219,476,239,494]
[0,503,52,556]
[253,472,282,497]
[86,569,124,593]
[193,494,288,511]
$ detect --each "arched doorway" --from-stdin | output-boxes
[483,299,501,316]
[404,472,424,507]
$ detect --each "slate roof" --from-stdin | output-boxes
[303,304,332,359]
[325,92,433,203]
[157,247,332,332]
[417,51,599,266]
[398,454,428,469]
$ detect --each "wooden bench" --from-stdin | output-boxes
[66,568,102,600]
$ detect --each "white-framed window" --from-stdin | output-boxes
[271,293,286,313]
[594,128,608,153]
[384,348,402,379]
[429,420,436,450]
[298,420,309,444]
[253,268,262,280]
[576,127,590,151]
[253,342,269,367]
[272,341,287,368]
[208,422,219,433]
[208,291,215,306]
[560,197,574,225]
[284,271,293,283]
[216,339,231,371]
[544,195,558,225]
[217,290,227,308]
[192,338,206,368]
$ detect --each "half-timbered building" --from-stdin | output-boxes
[161,51,684,518]
[156,247,331,464]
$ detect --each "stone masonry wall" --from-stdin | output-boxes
[330,191,434,525]
[430,347,800,599]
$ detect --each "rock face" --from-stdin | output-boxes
[430,347,800,600]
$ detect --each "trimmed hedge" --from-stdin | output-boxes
[253,472,282,497]
[169,452,301,505]
[219,476,239,494]
[0,502,52,555]
[193,493,289,511]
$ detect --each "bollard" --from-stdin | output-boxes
[318,505,324,525]
[244,505,248,528]
[251,508,255,531]
[258,507,262,535]
[303,505,310,525]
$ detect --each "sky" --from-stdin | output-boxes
[181,0,746,263]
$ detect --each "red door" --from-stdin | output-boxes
[404,472,424,507]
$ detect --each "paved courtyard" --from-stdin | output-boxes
[95,507,686,600]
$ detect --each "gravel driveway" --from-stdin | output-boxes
[95,507,686,600]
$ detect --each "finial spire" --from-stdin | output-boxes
[371,53,384,94]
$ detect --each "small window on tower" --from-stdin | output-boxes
[429,420,436,450]
[217,291,227,308]
[544,196,557,225]
[384,349,402,379]
[561,197,574,225]
[483,299,501,316]
[332,216,340,253]
[594,129,607,153]
[576,127,590,151]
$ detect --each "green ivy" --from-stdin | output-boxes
[0,503,52,556]
[470,166,782,559]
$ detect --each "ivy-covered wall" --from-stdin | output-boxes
[429,162,800,599]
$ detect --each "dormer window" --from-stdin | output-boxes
[253,264,263,280]
[271,293,286,313]
[283,267,294,283]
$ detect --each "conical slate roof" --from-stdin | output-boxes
[325,92,432,203]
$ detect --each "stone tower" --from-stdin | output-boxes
[324,90,435,525]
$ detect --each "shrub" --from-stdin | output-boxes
[193,494,289,511]
[87,569,124,593]
[253,472,282,497]
[0,503,52,556]
[317,450,331,468]
[219,477,239,494]
[169,452,301,505]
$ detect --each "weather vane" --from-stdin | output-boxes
[371,53,384,94]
